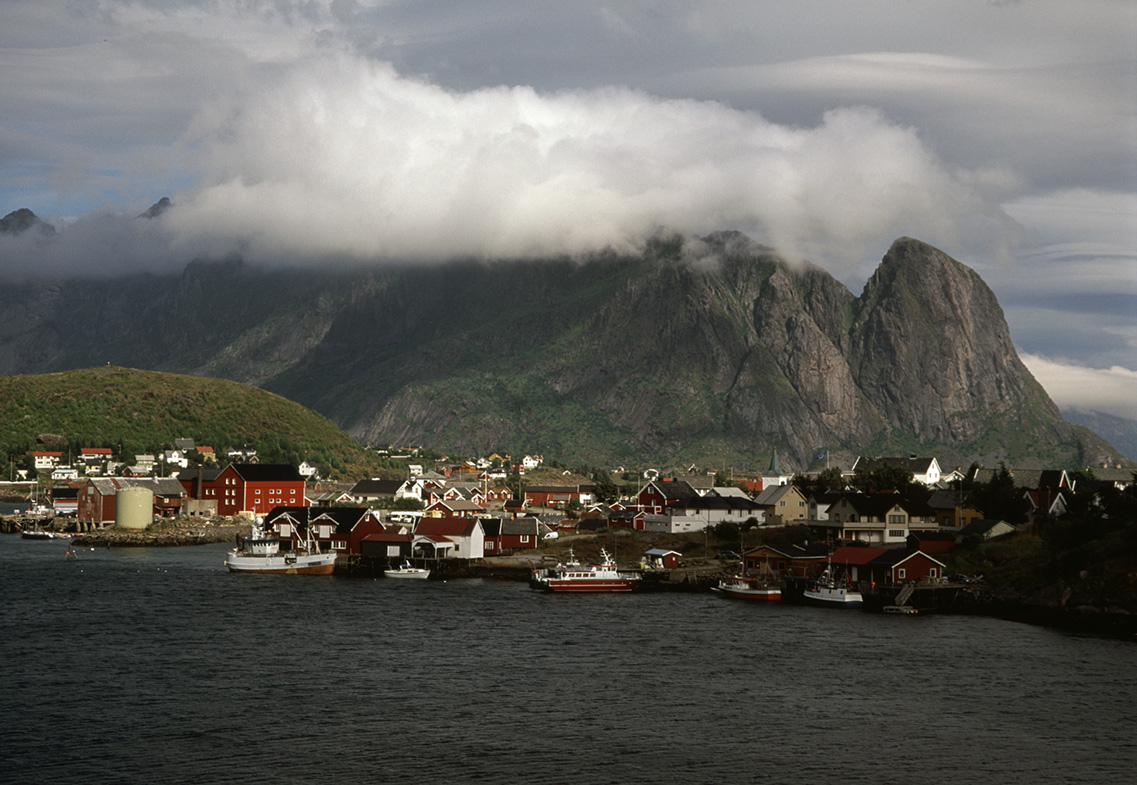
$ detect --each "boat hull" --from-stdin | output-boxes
[385,568,430,579]
[545,579,636,593]
[225,552,337,575]
[714,585,781,601]
[803,588,863,608]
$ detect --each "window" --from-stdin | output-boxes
[888,514,905,524]
[929,568,938,578]
[889,529,905,538]
[255,489,261,495]
[898,568,906,580]
[520,535,529,543]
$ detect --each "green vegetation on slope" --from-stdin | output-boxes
[0,367,382,480]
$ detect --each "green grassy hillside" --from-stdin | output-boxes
[0,367,382,480]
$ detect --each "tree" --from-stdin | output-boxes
[591,470,619,504]
[851,461,912,494]
[967,462,1028,525]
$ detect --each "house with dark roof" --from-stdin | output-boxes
[970,466,1072,492]
[642,548,682,569]
[634,479,702,513]
[349,478,412,504]
[752,484,808,526]
[812,492,937,544]
[1025,488,1068,524]
[926,488,984,529]
[499,517,547,550]
[864,549,947,585]
[265,505,384,555]
[480,518,502,554]
[742,544,803,578]
[665,492,766,530]
[957,518,1017,542]
[176,466,225,517]
[214,463,306,517]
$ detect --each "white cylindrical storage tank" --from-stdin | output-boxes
[116,487,153,530]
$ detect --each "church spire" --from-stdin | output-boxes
[768,446,781,475]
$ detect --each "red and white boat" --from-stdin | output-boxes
[713,575,781,601]
[532,548,638,593]
[225,523,336,575]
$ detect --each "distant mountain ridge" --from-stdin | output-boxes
[1062,409,1137,463]
[0,209,1126,471]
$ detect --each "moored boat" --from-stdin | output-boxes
[385,561,430,579]
[713,575,781,601]
[534,548,638,593]
[803,566,863,608]
[225,524,336,575]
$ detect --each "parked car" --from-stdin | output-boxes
[717,550,741,561]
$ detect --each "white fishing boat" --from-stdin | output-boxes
[385,561,430,579]
[225,523,336,575]
[712,575,781,601]
[803,566,863,608]
[532,547,638,593]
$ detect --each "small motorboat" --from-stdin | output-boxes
[385,561,430,579]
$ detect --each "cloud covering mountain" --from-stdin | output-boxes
[0,0,1134,419]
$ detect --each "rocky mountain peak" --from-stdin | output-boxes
[0,208,56,237]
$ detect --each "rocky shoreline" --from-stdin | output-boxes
[70,525,247,547]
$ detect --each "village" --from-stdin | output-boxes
[6,438,1135,610]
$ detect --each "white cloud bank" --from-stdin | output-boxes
[1020,353,1137,421]
[146,54,1007,273]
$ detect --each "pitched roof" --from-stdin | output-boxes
[500,517,544,535]
[230,463,302,482]
[267,505,381,534]
[414,516,481,537]
[752,484,803,506]
[855,456,938,475]
[642,479,702,502]
[866,549,946,569]
[349,478,406,496]
[829,545,888,565]
[175,467,224,483]
[88,477,185,497]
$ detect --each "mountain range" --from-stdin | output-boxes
[0,206,1129,472]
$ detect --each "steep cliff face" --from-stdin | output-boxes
[848,237,1062,442]
[0,223,1125,469]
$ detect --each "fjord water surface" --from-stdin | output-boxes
[2,535,1133,784]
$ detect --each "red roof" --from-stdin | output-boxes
[829,546,888,565]
[81,447,113,454]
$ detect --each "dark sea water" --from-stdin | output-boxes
[2,535,1134,785]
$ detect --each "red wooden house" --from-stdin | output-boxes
[864,549,947,586]
[265,506,384,555]
[523,484,586,509]
[634,479,700,513]
[499,517,545,550]
[827,545,888,583]
[214,463,307,517]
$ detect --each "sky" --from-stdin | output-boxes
[1,0,1135,419]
